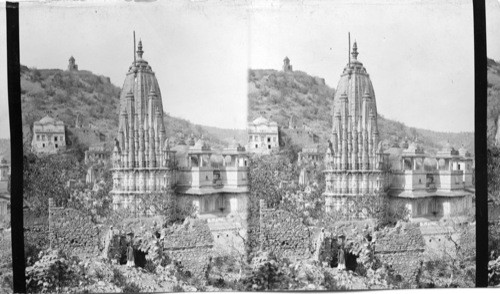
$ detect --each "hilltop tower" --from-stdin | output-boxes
[283,56,293,72]
[68,56,78,71]
[323,41,391,218]
[110,38,176,211]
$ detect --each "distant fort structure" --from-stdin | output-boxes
[67,56,78,71]
[282,56,293,72]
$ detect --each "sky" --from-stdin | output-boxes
[1,0,500,138]
[249,0,476,133]
[18,0,250,132]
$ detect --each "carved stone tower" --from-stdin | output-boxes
[110,38,176,211]
[323,41,390,219]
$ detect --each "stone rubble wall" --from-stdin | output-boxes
[23,212,49,249]
[48,200,101,255]
[162,219,214,250]
[374,223,426,285]
[259,199,314,261]
[376,251,423,284]
[162,219,215,278]
[167,247,214,278]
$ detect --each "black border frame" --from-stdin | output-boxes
[474,0,488,287]
[6,1,25,293]
[4,0,491,291]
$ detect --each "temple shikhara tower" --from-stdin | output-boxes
[324,41,391,217]
[111,36,249,215]
[324,39,473,220]
[111,40,175,209]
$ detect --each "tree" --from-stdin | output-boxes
[26,249,86,293]
[488,146,500,205]
[489,256,500,286]
[23,152,86,216]
[246,153,299,259]
[418,220,475,288]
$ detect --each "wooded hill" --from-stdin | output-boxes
[248,69,474,155]
[20,65,245,155]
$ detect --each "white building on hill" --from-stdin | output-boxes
[247,116,279,154]
[31,116,66,155]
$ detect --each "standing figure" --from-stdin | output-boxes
[337,234,346,270]
[126,232,135,267]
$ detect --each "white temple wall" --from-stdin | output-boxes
[180,192,248,216]
[437,171,464,191]
[220,167,248,188]
[190,168,202,188]
[463,172,473,188]
[407,172,427,191]
[389,196,472,219]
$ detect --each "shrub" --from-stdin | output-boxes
[489,256,500,286]
[53,93,66,104]
[241,256,286,290]
[25,249,84,293]
[122,282,141,293]
[25,242,43,267]
[111,268,126,287]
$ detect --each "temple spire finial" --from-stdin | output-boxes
[351,40,358,60]
[137,39,144,59]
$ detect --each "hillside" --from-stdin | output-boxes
[0,139,10,162]
[20,65,244,154]
[248,69,474,155]
[487,58,500,146]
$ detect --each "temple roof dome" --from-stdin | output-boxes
[119,40,164,129]
[437,141,459,157]
[458,145,471,158]
[402,141,425,156]
[251,116,269,125]
[332,42,378,128]
[224,138,246,154]
[190,137,211,152]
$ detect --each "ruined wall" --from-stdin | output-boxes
[377,251,423,283]
[168,247,214,278]
[48,200,101,255]
[105,232,128,264]
[374,223,425,284]
[259,199,314,261]
[163,219,215,278]
[23,211,49,249]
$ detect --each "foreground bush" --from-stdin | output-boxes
[26,249,85,293]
